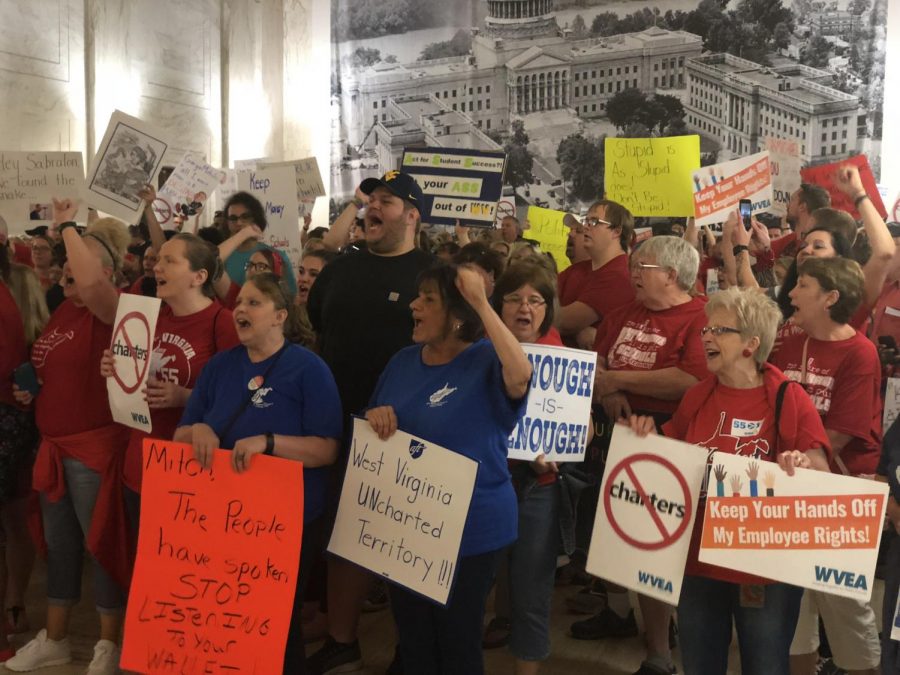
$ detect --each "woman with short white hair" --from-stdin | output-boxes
[629,287,830,674]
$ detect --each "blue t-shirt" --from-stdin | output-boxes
[225,244,297,295]
[180,343,342,522]
[369,339,527,556]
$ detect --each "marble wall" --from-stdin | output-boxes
[0,0,330,199]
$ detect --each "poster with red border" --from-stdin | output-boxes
[586,426,707,604]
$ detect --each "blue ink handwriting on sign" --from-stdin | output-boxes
[249,172,271,192]
[265,201,285,217]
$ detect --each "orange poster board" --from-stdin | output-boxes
[121,440,304,674]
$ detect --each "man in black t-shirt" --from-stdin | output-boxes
[306,171,433,673]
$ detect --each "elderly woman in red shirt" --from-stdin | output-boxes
[585,235,709,675]
[629,287,830,674]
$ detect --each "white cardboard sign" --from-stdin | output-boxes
[106,293,162,432]
[763,137,802,217]
[507,344,597,462]
[586,426,707,604]
[884,377,900,433]
[260,157,326,218]
[86,111,170,224]
[328,418,478,605]
[153,154,225,229]
[238,166,301,267]
[699,452,888,600]
[0,152,87,234]
[692,151,773,227]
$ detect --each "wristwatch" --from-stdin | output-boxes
[732,244,749,256]
[264,432,275,455]
[57,221,78,235]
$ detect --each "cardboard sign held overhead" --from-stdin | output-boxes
[106,294,162,433]
[801,154,887,219]
[605,135,700,217]
[153,155,226,229]
[260,157,326,218]
[121,440,304,675]
[763,137,802,217]
[328,418,478,605]
[699,452,888,600]
[0,151,87,234]
[508,344,596,462]
[586,426,707,604]
[525,206,570,272]
[401,147,506,227]
[692,152,773,227]
[238,165,301,267]
[87,111,170,224]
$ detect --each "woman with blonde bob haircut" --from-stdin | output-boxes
[629,287,831,675]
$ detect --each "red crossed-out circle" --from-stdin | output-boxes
[111,311,152,395]
[603,453,692,551]
[152,198,172,225]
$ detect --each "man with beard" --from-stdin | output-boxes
[769,183,831,259]
[306,171,432,674]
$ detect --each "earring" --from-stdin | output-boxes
[742,348,753,358]
[454,323,462,332]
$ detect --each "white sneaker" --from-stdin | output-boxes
[85,639,119,675]
[4,629,72,671]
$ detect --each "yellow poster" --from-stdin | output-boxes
[604,135,700,217]
[526,206,570,272]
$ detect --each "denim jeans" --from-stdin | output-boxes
[389,549,501,675]
[678,575,803,675]
[508,483,560,661]
[41,457,125,612]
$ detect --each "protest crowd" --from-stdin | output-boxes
[3,139,900,675]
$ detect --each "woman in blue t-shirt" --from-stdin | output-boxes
[175,272,343,675]
[366,263,532,675]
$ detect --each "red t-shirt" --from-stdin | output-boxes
[769,330,882,474]
[536,327,563,347]
[663,366,830,584]
[871,281,900,348]
[222,282,241,311]
[31,300,114,437]
[123,302,239,492]
[557,255,634,325]
[593,296,710,414]
[770,233,801,259]
[0,282,27,407]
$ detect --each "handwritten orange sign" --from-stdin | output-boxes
[121,440,304,675]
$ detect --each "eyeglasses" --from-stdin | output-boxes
[244,262,271,273]
[700,326,743,337]
[502,294,547,308]
[583,217,612,229]
[226,213,255,223]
